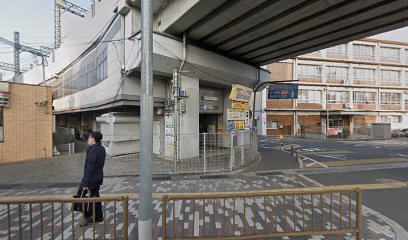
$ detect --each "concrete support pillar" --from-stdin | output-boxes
[179,76,199,159]
[321,63,327,84]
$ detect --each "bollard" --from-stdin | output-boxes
[291,144,294,156]
[280,134,284,151]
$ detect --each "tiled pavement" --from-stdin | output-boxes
[0,173,400,239]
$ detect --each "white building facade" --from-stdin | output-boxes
[17,0,268,157]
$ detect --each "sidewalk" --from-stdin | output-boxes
[0,167,404,239]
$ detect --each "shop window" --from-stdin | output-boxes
[266,121,279,129]
[381,115,402,123]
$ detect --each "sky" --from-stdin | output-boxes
[0,0,91,79]
[0,1,408,80]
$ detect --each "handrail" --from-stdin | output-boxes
[162,187,363,240]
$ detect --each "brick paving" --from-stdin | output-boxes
[0,152,405,239]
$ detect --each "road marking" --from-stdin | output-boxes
[318,158,408,168]
[317,154,348,160]
[1,181,407,202]
[301,156,328,168]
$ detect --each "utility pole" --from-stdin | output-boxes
[139,0,153,239]
[54,0,88,49]
[13,31,20,78]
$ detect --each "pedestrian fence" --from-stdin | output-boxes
[162,187,363,239]
[0,196,129,240]
[106,129,259,174]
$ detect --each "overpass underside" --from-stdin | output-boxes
[136,0,408,66]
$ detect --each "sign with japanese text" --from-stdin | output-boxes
[230,84,252,103]
[268,84,298,99]
[232,102,250,111]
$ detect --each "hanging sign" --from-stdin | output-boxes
[230,84,252,103]
[268,84,298,99]
[232,102,250,111]
[227,109,245,121]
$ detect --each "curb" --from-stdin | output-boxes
[297,174,408,240]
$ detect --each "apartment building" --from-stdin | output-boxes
[256,39,408,136]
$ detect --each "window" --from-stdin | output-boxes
[353,44,375,57]
[381,70,400,83]
[327,91,349,103]
[298,64,321,78]
[266,121,279,129]
[298,89,322,103]
[52,47,108,99]
[380,115,402,123]
[380,92,401,105]
[326,66,348,80]
[353,68,375,81]
[326,44,347,55]
[353,92,376,104]
[381,47,400,60]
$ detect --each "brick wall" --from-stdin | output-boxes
[0,84,53,164]
[299,77,322,83]
[266,99,293,109]
[326,53,348,59]
[266,63,294,110]
[297,103,323,109]
[298,115,322,134]
[353,115,377,128]
[353,80,375,85]
[266,115,293,136]
[381,104,401,110]
[353,104,376,110]
[267,62,293,80]
[327,103,345,110]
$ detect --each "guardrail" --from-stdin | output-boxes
[0,196,129,240]
[162,187,362,239]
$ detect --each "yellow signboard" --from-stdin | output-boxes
[229,84,252,103]
[232,102,250,111]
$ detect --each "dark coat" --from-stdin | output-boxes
[81,143,106,188]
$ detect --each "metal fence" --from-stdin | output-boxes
[162,187,363,239]
[109,130,259,175]
[301,125,375,140]
[0,196,129,240]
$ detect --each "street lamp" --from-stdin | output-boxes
[252,80,299,128]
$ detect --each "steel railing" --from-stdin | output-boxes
[162,187,362,240]
[106,130,259,174]
[0,196,129,240]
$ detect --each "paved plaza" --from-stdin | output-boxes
[0,151,407,239]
